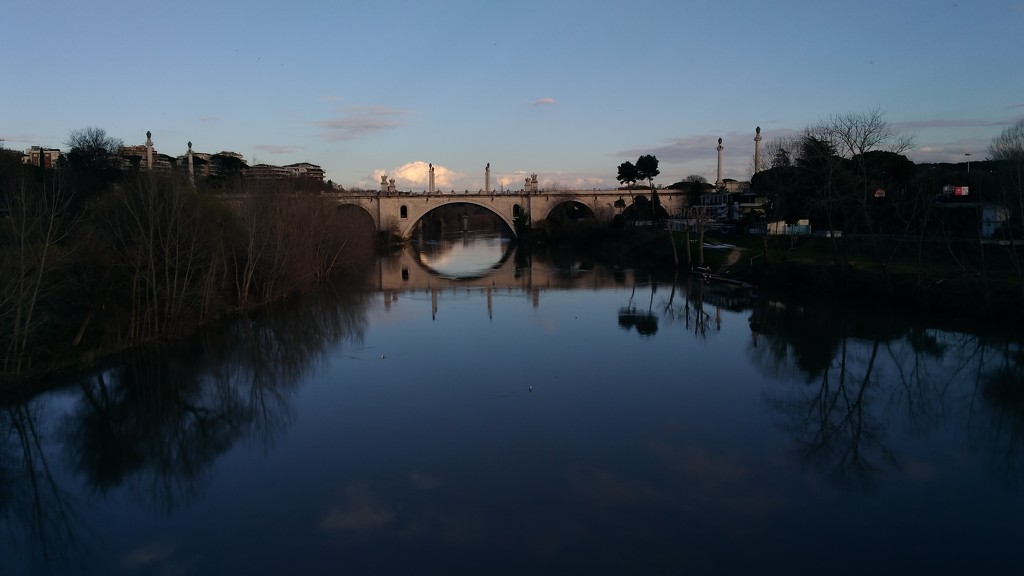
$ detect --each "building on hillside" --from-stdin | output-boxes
[285,162,325,181]
[246,164,292,180]
[23,146,62,168]
[734,189,769,219]
[208,152,248,178]
[719,178,750,193]
[698,190,732,221]
[244,161,326,193]
[119,145,175,173]
[119,131,177,173]
[697,186,769,223]
[177,150,210,180]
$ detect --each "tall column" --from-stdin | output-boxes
[485,163,491,193]
[187,141,194,185]
[754,126,763,174]
[428,163,435,194]
[715,138,724,187]
[145,130,153,171]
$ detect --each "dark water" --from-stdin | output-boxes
[3,239,1024,575]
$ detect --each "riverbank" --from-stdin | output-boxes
[525,224,1024,330]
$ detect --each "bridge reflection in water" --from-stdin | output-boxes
[373,236,754,320]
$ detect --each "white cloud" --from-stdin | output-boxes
[253,144,304,155]
[531,97,557,107]
[0,132,38,146]
[893,117,1014,130]
[375,161,461,190]
[315,106,414,142]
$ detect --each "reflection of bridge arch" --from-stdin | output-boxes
[414,235,516,280]
[375,244,639,294]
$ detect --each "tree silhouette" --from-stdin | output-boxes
[616,161,638,203]
[635,155,661,219]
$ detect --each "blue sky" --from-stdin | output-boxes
[3,0,1022,191]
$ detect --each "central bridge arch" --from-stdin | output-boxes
[395,197,519,239]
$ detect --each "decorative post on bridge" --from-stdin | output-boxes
[485,163,491,193]
[428,163,435,194]
[754,126,763,174]
[715,138,724,187]
[146,130,154,171]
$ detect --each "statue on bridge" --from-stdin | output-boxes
[525,174,538,193]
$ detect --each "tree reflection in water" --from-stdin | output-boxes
[972,339,1024,486]
[617,274,746,339]
[0,401,79,568]
[751,298,1024,489]
[3,284,372,568]
[617,279,659,337]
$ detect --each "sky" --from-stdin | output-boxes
[3,0,1022,192]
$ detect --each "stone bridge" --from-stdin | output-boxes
[324,190,688,239]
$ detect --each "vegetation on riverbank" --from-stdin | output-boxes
[528,222,1024,327]
[537,113,1024,326]
[1,136,374,385]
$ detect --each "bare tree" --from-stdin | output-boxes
[96,174,212,342]
[0,170,77,374]
[758,136,802,172]
[800,109,914,281]
[988,119,1024,162]
[987,119,1024,299]
[65,126,123,155]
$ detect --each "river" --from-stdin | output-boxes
[3,234,1023,575]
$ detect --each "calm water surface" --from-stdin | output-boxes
[3,238,1024,575]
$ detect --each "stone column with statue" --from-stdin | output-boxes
[754,126,763,174]
[715,138,724,187]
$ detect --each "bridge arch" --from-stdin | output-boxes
[397,198,517,239]
[538,199,597,223]
[335,203,376,236]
